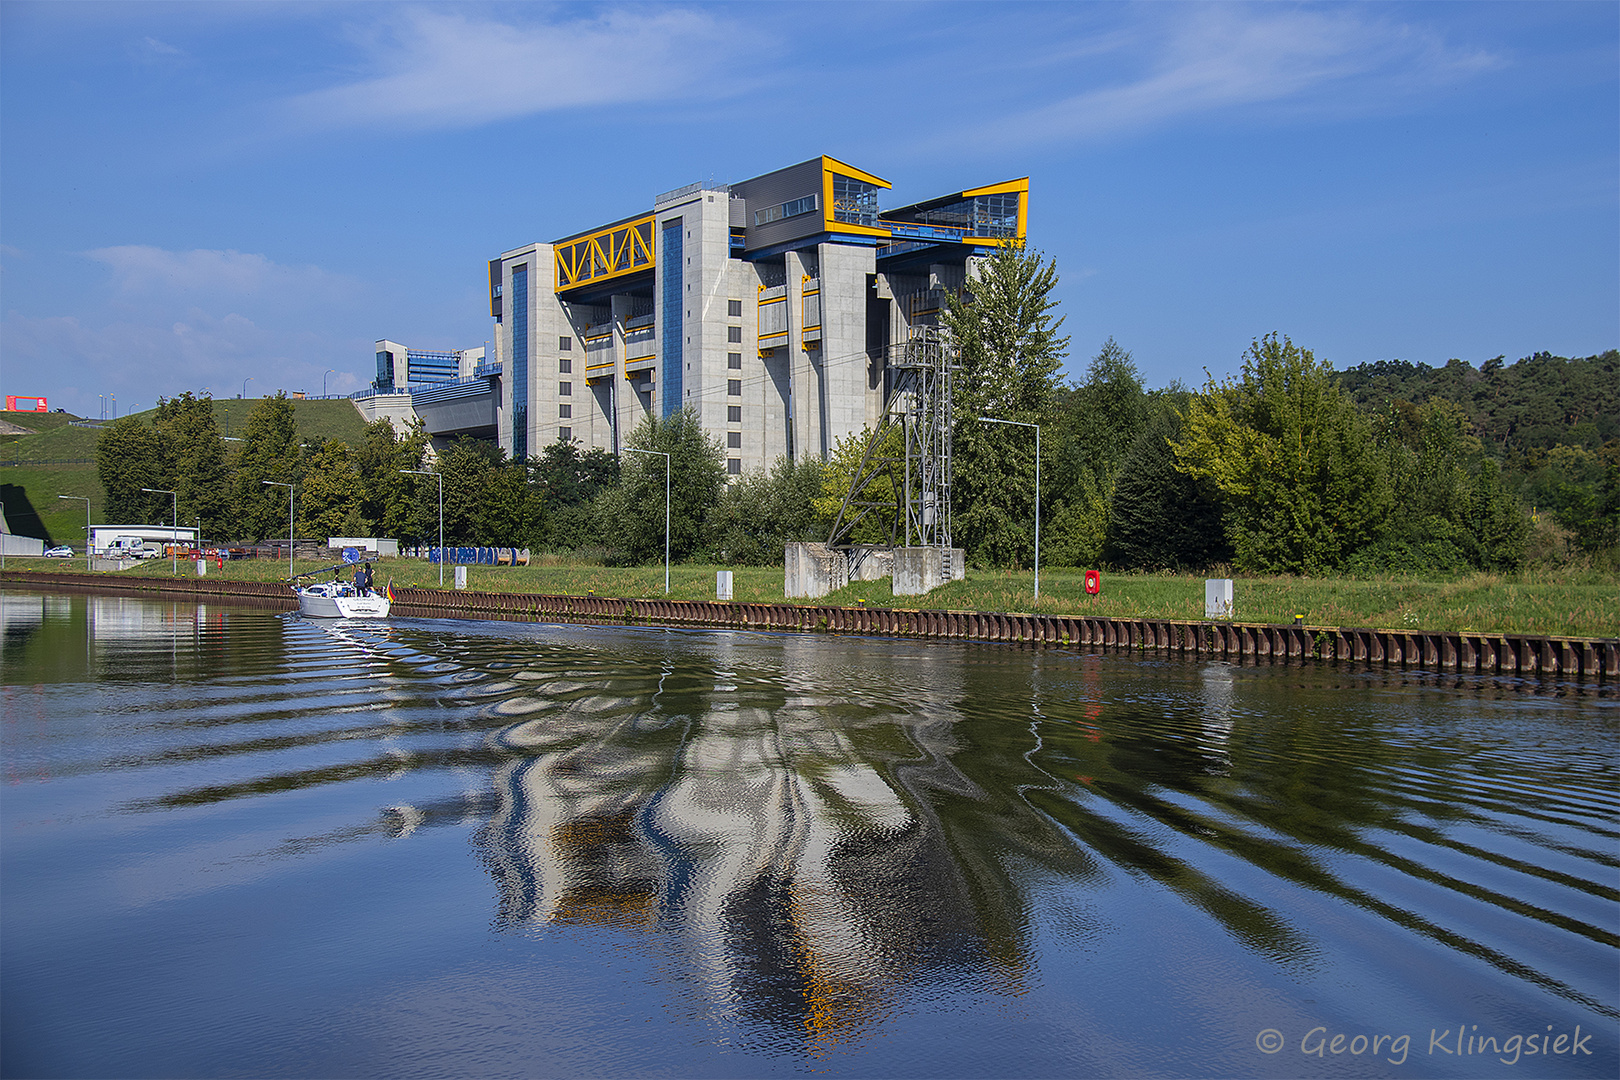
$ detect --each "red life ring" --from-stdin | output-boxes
[1084,570,1101,595]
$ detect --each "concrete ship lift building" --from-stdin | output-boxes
[487,156,1027,472]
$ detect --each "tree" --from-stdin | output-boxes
[706,455,828,564]
[355,418,429,540]
[942,243,1070,567]
[96,416,164,524]
[1043,339,1150,566]
[436,436,504,544]
[151,392,231,537]
[299,439,365,538]
[230,394,301,541]
[599,408,724,564]
[1172,334,1390,574]
[1104,407,1229,570]
[479,459,545,546]
[534,436,619,549]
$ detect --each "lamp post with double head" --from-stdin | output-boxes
[978,416,1041,601]
[140,487,179,575]
[262,481,294,578]
[399,469,444,587]
[622,447,670,594]
[57,495,91,570]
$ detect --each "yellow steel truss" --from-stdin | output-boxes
[554,215,656,292]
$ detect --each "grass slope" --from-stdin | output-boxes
[0,401,371,543]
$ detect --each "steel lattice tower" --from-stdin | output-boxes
[827,326,956,550]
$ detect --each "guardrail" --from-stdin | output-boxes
[7,570,1615,682]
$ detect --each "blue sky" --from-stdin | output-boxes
[2,1,1615,419]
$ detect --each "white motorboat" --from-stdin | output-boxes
[289,564,391,619]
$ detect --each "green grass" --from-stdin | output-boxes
[13,557,1613,638]
[0,464,105,547]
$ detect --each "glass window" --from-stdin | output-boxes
[727,459,742,475]
[559,404,571,418]
[832,175,881,228]
[728,299,742,317]
[753,194,817,227]
[559,358,572,374]
[559,426,571,442]
[728,326,742,343]
[559,336,572,351]
[728,352,742,369]
[727,431,741,448]
[728,380,741,396]
[559,382,571,396]
[728,406,741,423]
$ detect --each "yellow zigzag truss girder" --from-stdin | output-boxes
[555,215,655,292]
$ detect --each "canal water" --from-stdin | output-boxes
[2,590,1615,1079]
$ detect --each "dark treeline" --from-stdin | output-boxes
[97,262,1615,575]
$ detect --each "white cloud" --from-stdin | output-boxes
[965,5,1503,149]
[280,7,740,132]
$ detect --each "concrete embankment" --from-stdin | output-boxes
[6,569,1617,683]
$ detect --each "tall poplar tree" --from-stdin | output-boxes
[941,243,1069,568]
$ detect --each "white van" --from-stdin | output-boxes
[105,536,159,559]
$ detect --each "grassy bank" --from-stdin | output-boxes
[9,556,1615,638]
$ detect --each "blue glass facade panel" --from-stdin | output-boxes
[511,265,529,460]
[406,350,459,383]
[660,220,682,418]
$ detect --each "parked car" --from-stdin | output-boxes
[44,545,74,558]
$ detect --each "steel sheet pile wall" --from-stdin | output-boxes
[6,570,1616,681]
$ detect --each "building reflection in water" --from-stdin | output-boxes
[451,634,1037,1049]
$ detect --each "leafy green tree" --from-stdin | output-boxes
[706,455,828,564]
[299,439,365,538]
[479,459,545,546]
[1465,459,1530,571]
[230,393,302,541]
[435,436,503,544]
[598,408,724,564]
[96,416,164,524]
[1043,339,1150,567]
[1172,334,1390,574]
[942,243,1070,567]
[355,419,429,540]
[534,436,619,548]
[150,392,231,537]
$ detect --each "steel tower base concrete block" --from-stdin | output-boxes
[893,547,963,595]
[784,542,848,598]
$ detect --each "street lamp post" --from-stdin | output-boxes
[979,416,1041,601]
[140,487,179,575]
[323,369,334,398]
[57,495,91,570]
[243,377,253,400]
[623,447,670,594]
[262,481,294,578]
[400,469,444,587]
